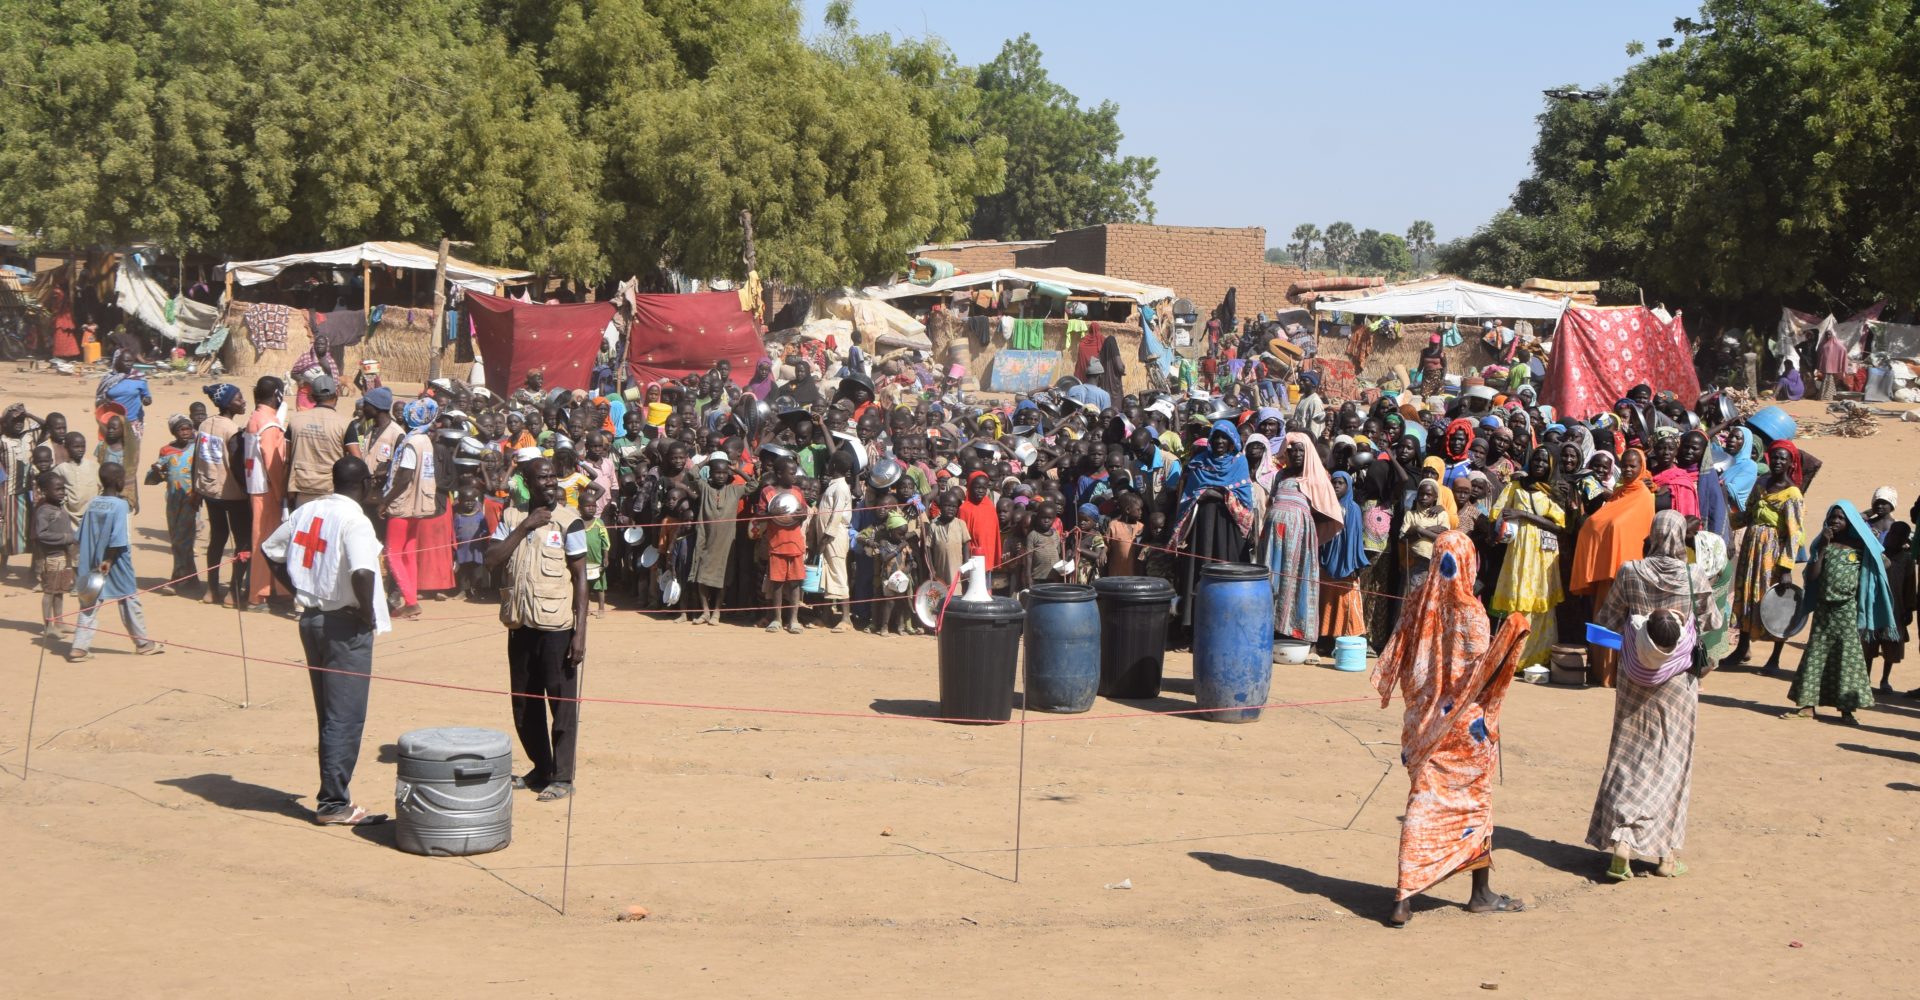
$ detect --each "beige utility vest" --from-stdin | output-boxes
[499,505,581,631]
[384,433,439,519]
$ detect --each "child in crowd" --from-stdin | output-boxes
[451,474,499,601]
[146,415,200,594]
[554,446,592,511]
[1026,499,1064,585]
[69,463,162,662]
[53,433,97,523]
[580,482,609,617]
[1106,491,1145,576]
[860,512,914,636]
[754,456,809,634]
[32,470,75,639]
[922,486,972,595]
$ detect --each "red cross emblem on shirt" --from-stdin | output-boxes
[293,518,329,568]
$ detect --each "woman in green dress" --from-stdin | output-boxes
[1784,501,1897,723]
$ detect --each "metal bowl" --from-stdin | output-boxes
[867,456,904,489]
[77,570,107,608]
[766,491,807,527]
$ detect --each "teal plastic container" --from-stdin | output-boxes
[1332,635,1368,672]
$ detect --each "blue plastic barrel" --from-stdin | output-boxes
[1022,584,1100,713]
[1191,562,1275,723]
[1332,635,1368,672]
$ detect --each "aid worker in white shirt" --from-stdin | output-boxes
[262,455,392,827]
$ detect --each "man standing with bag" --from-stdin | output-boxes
[485,456,589,802]
[262,456,391,826]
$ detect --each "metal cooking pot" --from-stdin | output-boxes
[766,491,807,527]
[77,570,107,608]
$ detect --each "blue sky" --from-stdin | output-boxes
[804,0,1689,245]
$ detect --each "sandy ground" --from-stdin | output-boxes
[1,372,1916,999]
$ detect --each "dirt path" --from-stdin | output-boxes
[0,374,1914,998]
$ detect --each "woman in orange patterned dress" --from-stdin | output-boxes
[1373,529,1530,926]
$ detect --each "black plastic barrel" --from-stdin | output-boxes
[938,596,1027,723]
[1022,584,1100,713]
[1094,576,1176,699]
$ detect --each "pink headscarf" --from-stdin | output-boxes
[1282,431,1345,545]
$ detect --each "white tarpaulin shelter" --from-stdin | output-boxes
[1311,278,1568,321]
[223,241,532,294]
[872,266,1173,306]
[116,254,220,344]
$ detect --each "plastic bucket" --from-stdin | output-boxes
[1332,635,1368,672]
[1746,405,1797,443]
[82,341,101,363]
[802,560,824,594]
[1585,622,1623,650]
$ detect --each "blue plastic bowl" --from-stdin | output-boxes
[1584,622,1623,650]
[1745,405,1797,443]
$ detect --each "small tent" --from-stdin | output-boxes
[467,292,613,394]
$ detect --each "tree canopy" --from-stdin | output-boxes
[966,34,1157,241]
[0,2,1158,287]
[1440,0,1920,316]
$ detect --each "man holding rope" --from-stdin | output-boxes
[262,456,391,826]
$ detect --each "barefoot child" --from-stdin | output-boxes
[754,456,808,634]
[32,471,75,639]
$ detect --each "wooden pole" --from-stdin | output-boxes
[361,262,372,316]
[428,238,450,382]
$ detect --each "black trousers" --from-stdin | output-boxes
[507,626,579,784]
[203,497,252,593]
[299,608,374,815]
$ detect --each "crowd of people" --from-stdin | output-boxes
[1,332,1912,897]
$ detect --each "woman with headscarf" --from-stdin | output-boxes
[1588,510,1714,881]
[1774,359,1806,401]
[1441,418,1475,487]
[1374,531,1530,926]
[1784,501,1896,723]
[1680,430,1728,543]
[1644,429,1693,516]
[382,397,443,619]
[1359,434,1417,650]
[1814,330,1849,398]
[1694,526,1737,666]
[1259,431,1344,644]
[1570,449,1657,684]
[1491,447,1566,669]
[1242,432,1278,527]
[1416,456,1460,528]
[1417,333,1448,396]
[1318,470,1371,651]
[1174,420,1255,628]
[1729,441,1806,671]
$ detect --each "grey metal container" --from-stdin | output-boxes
[394,727,513,857]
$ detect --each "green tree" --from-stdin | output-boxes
[1322,221,1358,271]
[1363,232,1414,274]
[1287,223,1321,267]
[968,34,1156,240]
[1405,220,1436,269]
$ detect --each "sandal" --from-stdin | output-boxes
[1653,859,1689,878]
[1778,709,1814,720]
[1469,894,1526,914]
[134,643,166,656]
[1604,855,1633,881]
[787,624,805,635]
[314,805,388,826]
[765,622,782,633]
[537,782,574,802]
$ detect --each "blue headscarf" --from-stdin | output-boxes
[1319,471,1370,579]
[1715,426,1760,510]
[1802,499,1897,641]
[1178,419,1253,517]
[402,397,439,431]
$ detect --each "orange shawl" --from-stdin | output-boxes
[1569,450,1655,596]
[1373,531,1530,898]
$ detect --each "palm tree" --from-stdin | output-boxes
[1323,221,1358,272]
[1288,223,1321,267]
[1406,220,1436,270]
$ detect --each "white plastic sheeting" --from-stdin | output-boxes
[223,241,532,294]
[1310,279,1568,321]
[871,266,1174,306]
[115,255,219,344]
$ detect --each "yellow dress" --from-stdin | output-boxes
[1490,481,1566,668]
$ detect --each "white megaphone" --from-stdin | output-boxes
[956,555,993,603]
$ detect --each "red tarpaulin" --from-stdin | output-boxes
[1542,305,1698,421]
[627,291,763,387]
[467,292,613,394]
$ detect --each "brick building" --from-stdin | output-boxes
[912,224,1322,320]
